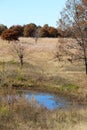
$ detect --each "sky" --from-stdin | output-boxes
[0,0,66,28]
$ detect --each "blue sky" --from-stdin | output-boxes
[0,0,66,28]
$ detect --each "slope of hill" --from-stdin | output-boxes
[0,37,87,99]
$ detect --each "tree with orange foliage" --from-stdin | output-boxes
[1,28,19,41]
[9,25,24,37]
[48,27,58,37]
[23,23,37,37]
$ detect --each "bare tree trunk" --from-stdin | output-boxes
[20,56,23,68]
[84,58,87,74]
[83,46,87,74]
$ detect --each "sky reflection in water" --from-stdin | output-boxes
[24,92,67,110]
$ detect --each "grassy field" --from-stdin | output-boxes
[0,37,87,97]
[0,37,87,130]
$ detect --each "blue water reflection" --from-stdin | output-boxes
[23,91,67,110]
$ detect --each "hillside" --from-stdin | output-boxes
[0,37,87,130]
[0,37,87,98]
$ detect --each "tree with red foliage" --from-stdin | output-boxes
[48,27,58,37]
[9,25,24,37]
[23,23,37,37]
[1,29,19,41]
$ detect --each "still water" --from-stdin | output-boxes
[21,91,68,110]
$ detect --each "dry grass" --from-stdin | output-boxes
[0,87,87,130]
[0,37,87,129]
[0,37,87,93]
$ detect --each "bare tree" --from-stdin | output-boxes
[12,41,25,68]
[58,0,87,74]
[33,27,39,44]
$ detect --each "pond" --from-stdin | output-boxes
[20,90,69,110]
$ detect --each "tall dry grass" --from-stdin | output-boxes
[0,88,87,130]
[0,37,87,130]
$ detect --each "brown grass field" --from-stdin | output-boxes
[0,37,87,94]
[0,37,87,130]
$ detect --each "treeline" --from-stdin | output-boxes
[0,23,74,41]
